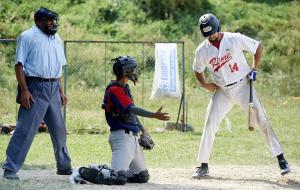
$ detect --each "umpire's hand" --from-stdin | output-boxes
[60,92,67,106]
[21,89,35,109]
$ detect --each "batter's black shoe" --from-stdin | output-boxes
[278,159,290,175]
[192,165,209,179]
[57,168,73,175]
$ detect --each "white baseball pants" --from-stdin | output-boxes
[197,78,283,163]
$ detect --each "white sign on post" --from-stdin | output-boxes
[150,43,181,99]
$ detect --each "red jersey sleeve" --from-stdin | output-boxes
[108,86,133,113]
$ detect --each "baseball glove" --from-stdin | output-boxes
[138,133,155,150]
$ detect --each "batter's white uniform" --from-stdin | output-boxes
[193,32,283,163]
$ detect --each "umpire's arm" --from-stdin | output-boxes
[15,63,34,109]
[58,78,67,106]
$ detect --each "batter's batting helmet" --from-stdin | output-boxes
[34,7,59,35]
[199,13,220,37]
[112,56,138,84]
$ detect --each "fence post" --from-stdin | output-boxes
[63,41,67,123]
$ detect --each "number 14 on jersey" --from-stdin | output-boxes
[229,63,239,72]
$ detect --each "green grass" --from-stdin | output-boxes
[1,74,299,176]
[0,126,299,170]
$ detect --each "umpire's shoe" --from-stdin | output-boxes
[3,169,19,180]
[57,168,73,175]
[278,159,290,175]
[192,164,209,179]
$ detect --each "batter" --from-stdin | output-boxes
[192,13,290,178]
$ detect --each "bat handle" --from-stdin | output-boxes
[249,79,253,103]
[248,79,255,131]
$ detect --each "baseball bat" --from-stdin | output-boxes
[248,79,255,131]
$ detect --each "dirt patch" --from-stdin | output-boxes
[1,165,299,190]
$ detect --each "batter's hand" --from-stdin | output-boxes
[249,69,257,81]
[21,89,35,109]
[152,107,170,121]
[203,83,219,92]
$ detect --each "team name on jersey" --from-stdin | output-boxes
[209,52,232,72]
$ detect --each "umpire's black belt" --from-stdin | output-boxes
[25,76,58,82]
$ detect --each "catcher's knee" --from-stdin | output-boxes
[127,169,150,183]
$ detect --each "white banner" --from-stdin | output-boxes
[150,43,181,99]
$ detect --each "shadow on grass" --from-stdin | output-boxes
[1,179,299,190]
[0,161,52,170]
[202,175,300,189]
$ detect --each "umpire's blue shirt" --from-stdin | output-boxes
[15,25,66,78]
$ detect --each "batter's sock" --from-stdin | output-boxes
[201,163,208,168]
[277,153,284,161]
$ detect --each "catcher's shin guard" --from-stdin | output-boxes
[127,169,150,183]
[115,170,127,185]
[79,167,105,184]
[78,167,128,185]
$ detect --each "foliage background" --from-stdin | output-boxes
[1,0,299,93]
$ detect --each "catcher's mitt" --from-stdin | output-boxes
[138,133,155,150]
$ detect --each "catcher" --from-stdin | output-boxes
[71,56,169,185]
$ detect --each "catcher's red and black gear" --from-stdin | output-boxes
[138,133,155,150]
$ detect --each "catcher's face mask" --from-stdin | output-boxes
[113,56,139,85]
[127,67,138,84]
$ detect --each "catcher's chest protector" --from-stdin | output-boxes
[102,81,134,118]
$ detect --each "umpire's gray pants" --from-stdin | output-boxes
[2,79,72,173]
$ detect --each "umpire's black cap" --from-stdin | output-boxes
[34,7,58,21]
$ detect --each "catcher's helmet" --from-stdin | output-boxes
[199,13,220,37]
[112,56,138,84]
[34,7,59,35]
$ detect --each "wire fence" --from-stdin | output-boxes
[0,39,18,125]
[0,39,186,133]
[63,41,185,132]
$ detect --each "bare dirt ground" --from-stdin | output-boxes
[1,165,299,190]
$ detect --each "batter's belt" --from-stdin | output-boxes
[224,78,245,87]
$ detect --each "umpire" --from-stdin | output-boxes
[2,7,72,180]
